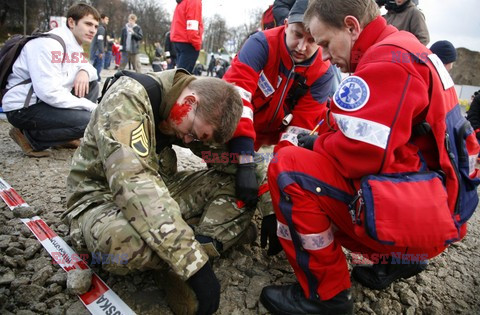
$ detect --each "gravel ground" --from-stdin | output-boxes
[0,68,479,314]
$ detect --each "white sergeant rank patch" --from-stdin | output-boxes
[130,122,149,157]
[334,76,370,111]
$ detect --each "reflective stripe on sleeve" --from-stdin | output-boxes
[235,85,252,102]
[280,132,298,146]
[242,106,254,121]
[285,125,313,135]
[277,221,334,250]
[333,113,390,149]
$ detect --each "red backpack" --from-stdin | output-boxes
[261,5,276,30]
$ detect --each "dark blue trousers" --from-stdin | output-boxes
[174,42,199,73]
[6,81,99,150]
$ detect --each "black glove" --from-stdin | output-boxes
[260,214,283,256]
[187,262,220,315]
[236,162,259,210]
[297,133,318,150]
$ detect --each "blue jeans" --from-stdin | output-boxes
[103,51,112,69]
[6,81,99,150]
[174,42,199,73]
[92,53,104,81]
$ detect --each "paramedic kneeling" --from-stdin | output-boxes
[259,0,480,314]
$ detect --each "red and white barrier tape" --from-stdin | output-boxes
[0,177,136,315]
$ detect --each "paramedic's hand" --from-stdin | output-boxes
[236,156,258,211]
[297,133,318,150]
[74,70,90,98]
[261,214,283,256]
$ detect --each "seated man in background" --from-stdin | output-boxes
[3,3,100,157]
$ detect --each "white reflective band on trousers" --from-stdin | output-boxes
[0,177,136,315]
[277,220,334,251]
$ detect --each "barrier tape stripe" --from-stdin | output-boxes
[0,177,136,315]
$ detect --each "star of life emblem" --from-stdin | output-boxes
[334,76,370,111]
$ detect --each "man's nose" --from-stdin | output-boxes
[297,39,307,51]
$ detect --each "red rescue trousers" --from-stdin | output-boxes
[268,146,447,301]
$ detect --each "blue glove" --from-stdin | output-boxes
[235,162,259,210]
[297,133,318,150]
[260,214,283,256]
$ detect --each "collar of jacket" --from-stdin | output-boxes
[151,69,195,121]
[350,16,396,72]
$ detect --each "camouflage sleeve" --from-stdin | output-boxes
[95,77,209,279]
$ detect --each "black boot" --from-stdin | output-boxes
[352,258,427,290]
[260,283,353,315]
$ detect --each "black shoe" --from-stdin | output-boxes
[260,283,353,315]
[352,259,427,290]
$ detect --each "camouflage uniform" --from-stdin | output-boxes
[64,69,272,280]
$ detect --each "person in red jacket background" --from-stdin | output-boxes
[170,0,203,73]
[260,0,479,314]
[221,0,336,254]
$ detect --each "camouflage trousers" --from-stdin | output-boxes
[70,153,273,275]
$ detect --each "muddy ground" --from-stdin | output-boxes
[0,68,479,315]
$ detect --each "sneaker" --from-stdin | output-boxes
[9,127,51,157]
[155,271,198,315]
[260,283,353,315]
[352,258,427,290]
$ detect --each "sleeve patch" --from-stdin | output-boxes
[333,76,370,111]
[130,121,150,157]
[186,20,199,31]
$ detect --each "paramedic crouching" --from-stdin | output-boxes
[259,0,480,314]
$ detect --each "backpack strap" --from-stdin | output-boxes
[23,33,66,108]
[98,70,164,152]
[99,70,163,124]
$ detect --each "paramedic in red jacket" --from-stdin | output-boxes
[170,0,203,73]
[223,0,335,221]
[260,0,480,314]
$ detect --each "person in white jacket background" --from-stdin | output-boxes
[3,3,100,157]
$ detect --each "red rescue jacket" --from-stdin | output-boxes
[170,0,203,51]
[223,26,335,154]
[314,17,479,241]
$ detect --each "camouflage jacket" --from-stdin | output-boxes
[64,69,209,279]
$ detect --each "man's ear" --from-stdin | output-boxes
[344,15,361,41]
[67,17,75,29]
[183,94,197,106]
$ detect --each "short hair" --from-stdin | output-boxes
[128,14,137,21]
[188,78,242,144]
[66,3,100,23]
[304,0,379,29]
[101,14,108,19]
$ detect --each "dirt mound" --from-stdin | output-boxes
[451,47,480,86]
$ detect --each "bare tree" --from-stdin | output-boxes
[125,0,170,60]
[91,0,128,41]
[227,7,263,54]
[203,14,228,54]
